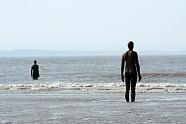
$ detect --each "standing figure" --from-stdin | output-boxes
[121,41,142,102]
[31,60,40,80]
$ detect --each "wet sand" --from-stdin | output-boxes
[0,91,186,124]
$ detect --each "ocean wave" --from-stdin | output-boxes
[0,82,186,93]
[142,72,186,78]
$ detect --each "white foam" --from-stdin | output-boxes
[0,82,186,93]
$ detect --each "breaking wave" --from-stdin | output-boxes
[0,82,186,93]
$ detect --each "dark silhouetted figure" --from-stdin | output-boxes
[121,41,142,102]
[31,60,40,80]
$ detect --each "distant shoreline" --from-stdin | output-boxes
[0,50,186,57]
[0,54,186,58]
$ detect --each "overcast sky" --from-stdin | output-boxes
[0,0,185,52]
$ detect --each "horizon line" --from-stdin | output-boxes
[0,49,186,52]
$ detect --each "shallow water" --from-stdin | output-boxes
[0,55,186,93]
[0,93,186,124]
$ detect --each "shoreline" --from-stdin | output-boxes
[0,82,186,94]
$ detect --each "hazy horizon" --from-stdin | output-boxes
[0,49,186,57]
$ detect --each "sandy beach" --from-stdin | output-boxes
[0,90,186,124]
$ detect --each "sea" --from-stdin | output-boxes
[0,55,186,93]
[1,55,186,124]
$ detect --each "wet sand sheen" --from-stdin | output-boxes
[0,92,186,124]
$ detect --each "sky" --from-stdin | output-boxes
[0,0,186,52]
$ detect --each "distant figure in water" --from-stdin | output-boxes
[31,60,40,80]
[121,41,142,102]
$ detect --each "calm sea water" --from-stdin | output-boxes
[0,55,186,84]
